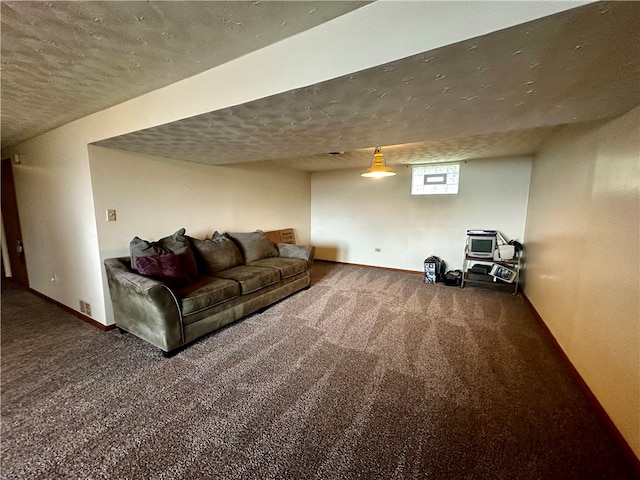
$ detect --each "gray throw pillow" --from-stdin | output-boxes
[130,228,199,278]
[226,230,279,263]
[191,231,244,274]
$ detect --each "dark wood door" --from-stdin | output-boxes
[1,158,29,286]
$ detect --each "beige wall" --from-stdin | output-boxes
[6,129,105,320]
[89,146,311,325]
[311,156,532,272]
[524,106,640,457]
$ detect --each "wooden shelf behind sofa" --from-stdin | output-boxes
[265,228,295,244]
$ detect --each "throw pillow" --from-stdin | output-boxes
[130,228,199,278]
[226,230,279,263]
[135,253,190,286]
[191,231,244,274]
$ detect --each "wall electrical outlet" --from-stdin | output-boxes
[79,300,92,316]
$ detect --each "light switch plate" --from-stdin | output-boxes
[107,209,117,221]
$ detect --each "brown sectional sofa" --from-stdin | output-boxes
[104,229,314,356]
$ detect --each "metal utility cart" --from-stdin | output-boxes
[460,252,521,295]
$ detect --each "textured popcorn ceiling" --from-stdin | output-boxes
[94,1,640,170]
[1,1,368,148]
[275,127,561,171]
[3,1,640,171]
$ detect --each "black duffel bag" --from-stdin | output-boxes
[444,269,462,286]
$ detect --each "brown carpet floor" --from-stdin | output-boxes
[1,261,636,479]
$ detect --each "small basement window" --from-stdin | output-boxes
[411,163,460,195]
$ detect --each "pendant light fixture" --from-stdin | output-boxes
[361,147,396,178]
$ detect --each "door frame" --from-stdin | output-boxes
[1,157,29,287]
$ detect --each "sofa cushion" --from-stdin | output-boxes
[191,231,244,274]
[134,253,190,286]
[173,276,241,316]
[130,228,199,278]
[214,265,280,294]
[246,257,308,279]
[277,243,314,262]
[226,230,279,263]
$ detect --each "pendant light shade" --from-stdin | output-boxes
[361,147,396,178]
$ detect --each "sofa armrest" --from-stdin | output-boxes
[277,243,315,265]
[104,257,184,352]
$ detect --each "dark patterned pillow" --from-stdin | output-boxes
[226,230,279,263]
[130,228,199,278]
[191,231,244,274]
[134,254,190,286]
